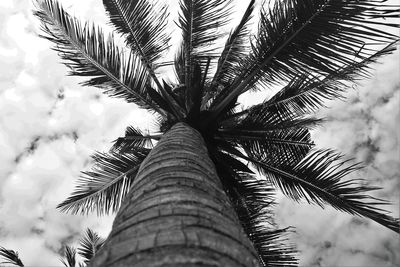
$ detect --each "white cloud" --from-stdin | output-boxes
[275,50,400,266]
[0,0,398,266]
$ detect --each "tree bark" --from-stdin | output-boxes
[89,123,261,267]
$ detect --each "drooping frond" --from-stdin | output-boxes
[219,90,324,131]
[234,105,322,131]
[206,0,255,103]
[245,149,400,233]
[254,228,298,267]
[258,42,398,118]
[263,74,343,118]
[213,156,298,267]
[77,229,105,264]
[215,106,317,172]
[210,0,399,117]
[221,127,314,167]
[34,0,163,114]
[112,126,158,152]
[177,0,232,108]
[0,247,24,267]
[57,149,149,215]
[60,246,76,267]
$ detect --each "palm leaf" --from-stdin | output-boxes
[214,157,297,267]
[221,127,314,167]
[103,0,169,64]
[245,149,400,233]
[177,0,232,108]
[205,0,255,105]
[219,86,324,130]
[0,247,24,267]
[254,228,298,267]
[60,246,76,267]
[77,229,105,264]
[260,42,398,118]
[112,126,158,153]
[57,149,149,215]
[248,0,399,86]
[235,109,322,131]
[174,45,187,85]
[209,0,399,117]
[102,0,169,92]
[34,0,163,114]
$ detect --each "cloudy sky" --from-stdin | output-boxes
[0,0,399,266]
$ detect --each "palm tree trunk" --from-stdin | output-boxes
[89,122,260,267]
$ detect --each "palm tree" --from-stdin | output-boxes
[34,0,399,266]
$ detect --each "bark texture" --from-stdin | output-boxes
[89,123,260,267]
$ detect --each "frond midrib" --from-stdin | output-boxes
[109,0,162,88]
[46,11,161,113]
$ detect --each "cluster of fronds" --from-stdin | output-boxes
[0,229,104,267]
[34,0,400,265]
[61,229,105,267]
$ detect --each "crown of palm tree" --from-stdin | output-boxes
[34,0,399,265]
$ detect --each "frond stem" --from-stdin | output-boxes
[184,0,195,110]
[123,134,162,141]
[216,133,314,147]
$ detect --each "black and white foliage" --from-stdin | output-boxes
[32,0,399,266]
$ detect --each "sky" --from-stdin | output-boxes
[0,0,399,266]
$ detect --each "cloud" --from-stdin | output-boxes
[275,50,400,266]
[0,0,398,266]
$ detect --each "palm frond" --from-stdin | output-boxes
[60,246,76,267]
[177,0,232,108]
[103,0,169,64]
[34,0,163,114]
[174,45,187,85]
[57,149,149,215]
[186,62,205,118]
[254,228,298,267]
[209,0,399,117]
[205,0,255,104]
[245,149,400,233]
[112,126,158,153]
[102,0,169,94]
[246,0,400,87]
[221,127,314,167]
[77,229,105,264]
[260,42,398,118]
[0,247,24,267]
[220,86,325,129]
[234,108,322,131]
[214,150,254,174]
[214,157,298,267]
